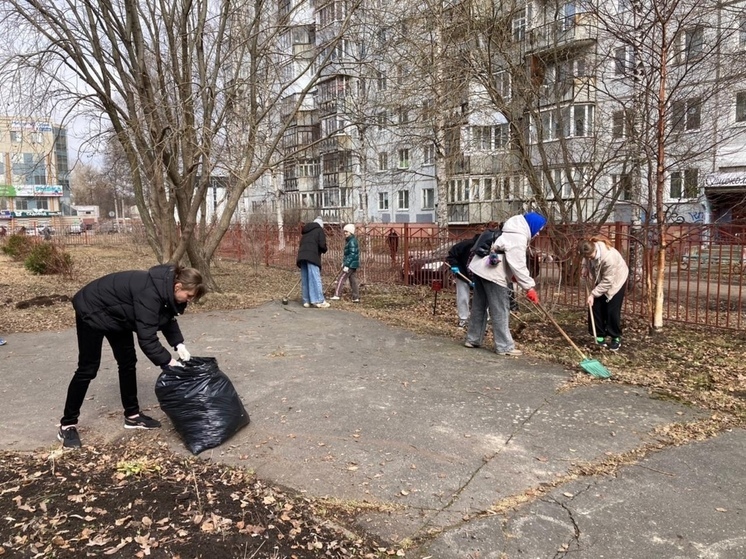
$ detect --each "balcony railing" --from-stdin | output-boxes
[527,15,597,54]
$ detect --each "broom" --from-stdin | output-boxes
[533,301,612,379]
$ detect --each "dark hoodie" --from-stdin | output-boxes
[296,222,328,268]
[72,265,186,366]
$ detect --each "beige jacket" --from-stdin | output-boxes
[585,241,629,300]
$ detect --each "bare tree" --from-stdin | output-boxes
[589,0,746,330]
[0,0,359,288]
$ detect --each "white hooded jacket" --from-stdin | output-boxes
[468,215,535,290]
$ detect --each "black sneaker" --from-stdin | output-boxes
[457,319,467,328]
[609,338,621,352]
[58,426,81,448]
[124,413,161,430]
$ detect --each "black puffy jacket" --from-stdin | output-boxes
[296,222,327,268]
[72,265,186,366]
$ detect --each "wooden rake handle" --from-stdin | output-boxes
[532,301,588,361]
[585,280,599,340]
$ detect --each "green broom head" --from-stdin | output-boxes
[580,358,612,379]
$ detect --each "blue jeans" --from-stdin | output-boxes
[300,262,325,304]
[465,277,514,353]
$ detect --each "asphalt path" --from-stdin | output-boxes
[1,300,743,558]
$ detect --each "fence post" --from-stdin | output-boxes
[402,223,409,282]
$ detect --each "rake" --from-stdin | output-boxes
[533,301,612,379]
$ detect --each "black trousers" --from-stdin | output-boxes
[588,284,626,339]
[61,314,140,426]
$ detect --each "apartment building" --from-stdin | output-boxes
[272,0,746,227]
[0,117,71,227]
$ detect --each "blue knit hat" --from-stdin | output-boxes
[523,212,547,238]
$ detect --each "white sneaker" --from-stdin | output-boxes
[314,301,331,308]
[303,303,310,308]
[499,348,523,356]
[330,296,341,301]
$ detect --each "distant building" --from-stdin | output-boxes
[0,117,71,226]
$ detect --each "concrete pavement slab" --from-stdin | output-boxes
[421,429,746,558]
[0,300,735,558]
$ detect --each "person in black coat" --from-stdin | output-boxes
[447,234,479,328]
[296,216,329,308]
[58,265,206,448]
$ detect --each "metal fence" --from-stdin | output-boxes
[217,222,746,331]
[25,221,744,330]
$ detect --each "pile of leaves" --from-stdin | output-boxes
[0,438,395,558]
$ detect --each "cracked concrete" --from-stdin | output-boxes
[1,300,744,558]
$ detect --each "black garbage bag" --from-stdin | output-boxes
[155,356,250,455]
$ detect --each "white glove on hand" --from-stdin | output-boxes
[343,266,349,273]
[167,358,183,368]
[176,343,191,362]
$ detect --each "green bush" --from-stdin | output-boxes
[24,242,74,276]
[2,233,34,260]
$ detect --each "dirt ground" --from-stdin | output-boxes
[1,243,744,558]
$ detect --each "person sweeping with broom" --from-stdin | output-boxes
[579,237,629,352]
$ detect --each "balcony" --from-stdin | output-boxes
[527,15,597,55]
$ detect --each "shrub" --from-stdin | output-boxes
[24,242,74,276]
[2,233,34,260]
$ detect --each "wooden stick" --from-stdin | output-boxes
[533,301,589,361]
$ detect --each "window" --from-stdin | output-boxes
[378,192,389,210]
[564,104,593,137]
[378,152,388,171]
[398,148,409,169]
[612,109,634,138]
[495,70,511,99]
[377,111,387,128]
[483,178,493,200]
[15,198,29,210]
[618,0,631,12]
[670,169,699,199]
[323,188,340,208]
[473,126,492,150]
[740,19,746,49]
[683,27,704,64]
[614,46,635,76]
[737,92,746,123]
[12,153,46,185]
[495,123,510,148]
[512,5,532,42]
[423,144,435,165]
[671,98,701,132]
[377,71,387,91]
[10,131,21,143]
[396,190,409,210]
[397,108,409,125]
[613,174,633,201]
[448,179,470,202]
[471,124,510,150]
[422,188,435,209]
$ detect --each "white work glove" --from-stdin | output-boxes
[167,359,183,368]
[176,343,191,362]
[343,266,349,273]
